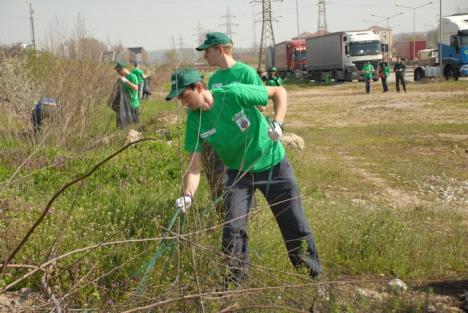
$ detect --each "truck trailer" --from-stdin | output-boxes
[413,14,468,80]
[394,40,427,60]
[266,39,307,77]
[305,31,382,82]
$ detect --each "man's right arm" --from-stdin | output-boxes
[183,153,202,198]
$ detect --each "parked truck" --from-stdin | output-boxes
[305,31,382,82]
[266,39,307,77]
[413,14,468,80]
[394,40,427,60]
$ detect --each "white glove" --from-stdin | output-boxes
[268,121,283,141]
[175,195,192,213]
[120,77,129,84]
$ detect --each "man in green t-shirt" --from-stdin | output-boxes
[196,32,264,213]
[131,63,146,100]
[362,61,374,94]
[114,62,140,123]
[266,67,283,86]
[167,68,322,286]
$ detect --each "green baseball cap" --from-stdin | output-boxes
[114,62,127,70]
[196,32,233,51]
[165,68,203,101]
[269,66,277,72]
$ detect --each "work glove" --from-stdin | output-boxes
[175,195,192,214]
[120,77,130,84]
[268,121,283,141]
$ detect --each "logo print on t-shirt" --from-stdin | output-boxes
[232,110,250,132]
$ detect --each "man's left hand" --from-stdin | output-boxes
[268,121,283,141]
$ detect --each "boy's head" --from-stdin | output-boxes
[196,32,233,66]
[166,69,207,109]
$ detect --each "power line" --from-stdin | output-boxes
[317,0,328,32]
[29,3,36,53]
[220,6,238,40]
[251,0,280,71]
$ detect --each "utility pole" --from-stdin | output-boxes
[317,0,328,32]
[251,0,279,71]
[193,21,206,46]
[439,0,443,77]
[220,6,238,40]
[29,3,36,54]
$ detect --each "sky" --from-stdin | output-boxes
[1,0,467,51]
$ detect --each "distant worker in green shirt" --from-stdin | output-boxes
[266,67,283,86]
[114,62,140,123]
[378,61,390,92]
[131,63,146,100]
[362,60,374,94]
[196,32,264,212]
[168,68,322,286]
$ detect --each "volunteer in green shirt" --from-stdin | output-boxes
[114,62,140,123]
[131,63,146,100]
[168,68,322,286]
[362,61,374,94]
[378,61,390,92]
[195,32,264,213]
[266,67,283,86]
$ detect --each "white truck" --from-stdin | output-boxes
[413,14,468,80]
[306,31,382,82]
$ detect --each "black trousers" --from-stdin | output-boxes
[396,74,406,92]
[223,156,322,283]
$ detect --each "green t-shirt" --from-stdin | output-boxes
[131,68,145,84]
[184,84,285,173]
[362,63,374,79]
[266,76,282,86]
[384,65,390,77]
[208,61,263,89]
[125,73,140,108]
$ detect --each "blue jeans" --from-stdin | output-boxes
[223,156,322,283]
[365,77,371,93]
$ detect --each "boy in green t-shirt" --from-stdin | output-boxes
[114,62,140,123]
[131,63,146,99]
[196,32,265,213]
[167,68,322,286]
[266,67,283,86]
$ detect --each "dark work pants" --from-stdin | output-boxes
[223,156,322,284]
[365,78,371,93]
[396,74,406,92]
[130,106,139,123]
[381,76,389,92]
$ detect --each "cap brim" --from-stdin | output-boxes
[165,87,185,101]
[195,44,210,51]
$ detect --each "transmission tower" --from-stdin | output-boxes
[193,21,207,46]
[220,6,238,40]
[29,3,36,53]
[252,0,279,71]
[317,0,328,32]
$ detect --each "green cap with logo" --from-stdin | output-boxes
[114,62,127,70]
[165,68,203,101]
[196,32,233,51]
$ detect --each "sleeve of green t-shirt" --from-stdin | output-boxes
[184,112,203,153]
[127,73,139,85]
[233,84,268,107]
[241,65,263,86]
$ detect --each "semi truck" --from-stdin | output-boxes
[305,31,382,82]
[394,40,427,60]
[266,39,307,77]
[413,14,468,80]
